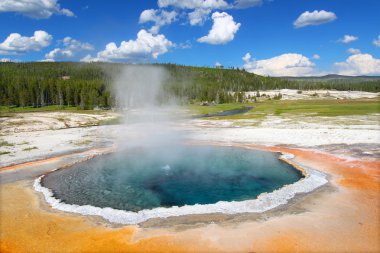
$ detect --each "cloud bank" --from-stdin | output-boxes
[139,9,177,34]
[188,8,211,25]
[81,30,173,62]
[0,30,52,55]
[158,0,229,9]
[156,0,259,28]
[0,0,74,19]
[242,53,316,76]
[334,54,380,76]
[45,37,94,61]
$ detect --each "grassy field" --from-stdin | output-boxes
[189,98,379,119]
[188,103,253,115]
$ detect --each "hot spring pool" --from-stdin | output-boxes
[41,146,303,213]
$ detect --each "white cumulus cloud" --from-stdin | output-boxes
[373,35,380,47]
[1,58,12,62]
[139,9,177,34]
[233,0,262,9]
[293,10,336,28]
[312,54,320,60]
[178,40,192,49]
[158,0,263,9]
[242,52,251,62]
[0,0,74,19]
[158,0,229,9]
[157,0,261,28]
[334,54,380,76]
[82,30,173,62]
[242,52,316,76]
[197,12,240,44]
[347,48,361,55]
[39,58,55,62]
[45,37,94,60]
[80,54,94,63]
[339,35,358,44]
[188,8,211,25]
[0,30,52,55]
[158,0,229,26]
[215,61,222,67]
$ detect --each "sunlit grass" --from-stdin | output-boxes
[97,117,123,125]
[269,99,380,116]
[188,98,380,119]
[188,103,254,115]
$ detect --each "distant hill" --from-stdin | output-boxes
[280,74,380,83]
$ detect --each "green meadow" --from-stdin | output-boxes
[189,98,380,120]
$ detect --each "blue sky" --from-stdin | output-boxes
[0,0,379,76]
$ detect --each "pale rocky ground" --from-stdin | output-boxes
[1,90,379,167]
[245,89,379,100]
[0,111,118,133]
[0,111,119,167]
[1,111,379,167]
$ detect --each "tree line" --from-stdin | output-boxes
[0,62,378,109]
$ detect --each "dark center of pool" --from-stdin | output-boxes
[42,146,303,212]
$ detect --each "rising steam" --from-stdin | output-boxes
[111,65,186,150]
[113,65,168,109]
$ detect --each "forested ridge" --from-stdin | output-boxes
[0,62,379,109]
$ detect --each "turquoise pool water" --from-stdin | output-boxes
[42,146,303,212]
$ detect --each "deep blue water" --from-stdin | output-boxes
[42,146,303,212]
